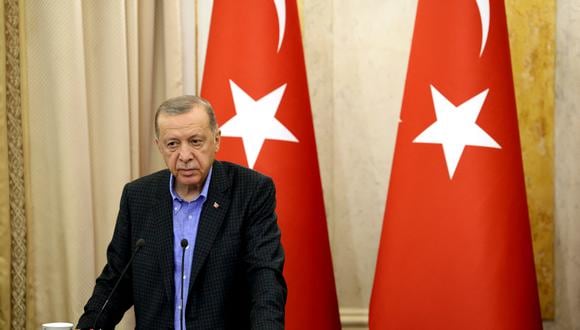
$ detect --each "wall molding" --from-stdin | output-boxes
[340,307,369,328]
[4,0,27,328]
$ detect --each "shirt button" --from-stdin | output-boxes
[178,305,182,310]
[183,275,187,280]
[188,215,192,219]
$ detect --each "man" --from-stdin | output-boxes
[77,95,287,329]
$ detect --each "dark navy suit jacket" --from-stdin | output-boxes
[77,161,286,329]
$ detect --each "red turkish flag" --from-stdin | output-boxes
[201,1,340,329]
[370,1,542,329]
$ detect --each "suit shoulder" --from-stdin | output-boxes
[124,169,170,194]
[217,161,272,186]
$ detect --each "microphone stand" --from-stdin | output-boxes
[92,238,145,330]
[180,238,189,330]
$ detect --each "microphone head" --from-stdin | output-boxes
[135,238,145,248]
[181,239,189,248]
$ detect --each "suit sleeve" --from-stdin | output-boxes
[76,184,135,329]
[243,175,287,330]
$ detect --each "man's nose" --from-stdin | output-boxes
[178,144,194,161]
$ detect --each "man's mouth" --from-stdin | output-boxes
[178,168,198,175]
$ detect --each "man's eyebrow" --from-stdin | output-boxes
[189,133,204,138]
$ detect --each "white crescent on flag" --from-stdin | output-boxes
[274,0,286,52]
[476,0,490,56]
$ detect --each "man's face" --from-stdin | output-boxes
[155,107,220,195]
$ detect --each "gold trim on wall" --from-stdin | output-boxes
[4,0,27,328]
[0,0,12,328]
[507,0,555,319]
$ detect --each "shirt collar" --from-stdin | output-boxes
[169,166,213,202]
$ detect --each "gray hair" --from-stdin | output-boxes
[154,95,218,138]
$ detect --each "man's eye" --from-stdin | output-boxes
[167,142,178,149]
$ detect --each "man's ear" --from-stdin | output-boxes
[154,138,162,152]
[215,130,221,152]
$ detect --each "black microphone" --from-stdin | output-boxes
[180,238,188,330]
[92,238,145,330]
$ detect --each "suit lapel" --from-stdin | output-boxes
[189,161,230,291]
[150,174,175,303]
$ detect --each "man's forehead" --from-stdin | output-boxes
[158,108,210,126]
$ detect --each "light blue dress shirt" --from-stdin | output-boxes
[169,168,212,330]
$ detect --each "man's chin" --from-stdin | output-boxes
[177,175,198,182]
[176,174,202,186]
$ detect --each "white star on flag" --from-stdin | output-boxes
[413,85,501,179]
[220,79,299,169]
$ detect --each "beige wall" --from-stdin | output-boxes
[301,1,415,323]
[550,0,580,329]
